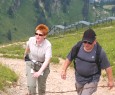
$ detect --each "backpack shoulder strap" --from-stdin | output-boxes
[95,42,102,75]
[73,41,82,69]
[73,41,82,59]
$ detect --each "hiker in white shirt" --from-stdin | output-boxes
[24,24,52,95]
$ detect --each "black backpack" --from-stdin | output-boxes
[73,41,102,77]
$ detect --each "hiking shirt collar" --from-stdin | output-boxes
[34,39,45,47]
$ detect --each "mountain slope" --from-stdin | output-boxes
[0,0,114,43]
[0,0,84,43]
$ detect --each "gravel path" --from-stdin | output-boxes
[0,57,115,95]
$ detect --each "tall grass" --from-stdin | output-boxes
[0,64,18,90]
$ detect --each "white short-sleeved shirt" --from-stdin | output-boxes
[27,36,52,62]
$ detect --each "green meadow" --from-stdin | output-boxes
[0,22,115,90]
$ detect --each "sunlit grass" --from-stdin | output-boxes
[0,42,25,59]
[0,64,18,90]
[0,22,115,76]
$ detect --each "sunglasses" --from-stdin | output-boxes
[35,33,44,36]
[83,41,93,45]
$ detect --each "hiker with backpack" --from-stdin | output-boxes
[61,28,114,95]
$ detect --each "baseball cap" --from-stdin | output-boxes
[82,28,96,43]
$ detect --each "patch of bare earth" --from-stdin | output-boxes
[0,57,115,95]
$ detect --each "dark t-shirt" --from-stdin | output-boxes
[67,43,110,84]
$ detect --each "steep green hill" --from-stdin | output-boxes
[0,0,84,43]
[0,0,114,43]
[0,0,36,43]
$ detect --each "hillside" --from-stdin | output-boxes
[0,20,115,94]
[0,0,115,43]
[0,0,84,43]
[0,21,115,75]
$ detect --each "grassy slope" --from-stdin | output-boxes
[0,22,115,76]
[12,0,37,40]
[0,0,84,43]
[0,22,115,91]
[0,0,37,43]
[0,0,114,44]
[50,22,115,76]
[0,64,18,90]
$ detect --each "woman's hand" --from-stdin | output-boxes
[33,71,43,78]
